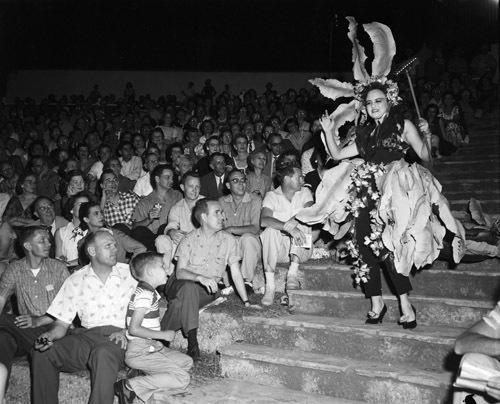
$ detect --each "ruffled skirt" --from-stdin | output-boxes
[296,159,465,277]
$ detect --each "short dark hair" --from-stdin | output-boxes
[130,252,163,280]
[192,198,213,227]
[19,226,49,250]
[63,191,91,220]
[78,201,100,230]
[225,168,245,185]
[150,164,174,189]
[180,171,200,186]
[209,152,226,164]
[276,163,300,186]
[100,169,117,185]
[119,141,134,150]
[33,196,54,210]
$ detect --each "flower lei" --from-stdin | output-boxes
[344,162,386,284]
[70,226,85,241]
[353,76,402,106]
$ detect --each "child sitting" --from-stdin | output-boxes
[114,252,193,404]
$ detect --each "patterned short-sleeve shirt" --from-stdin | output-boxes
[103,192,140,227]
[176,228,241,280]
[47,263,137,329]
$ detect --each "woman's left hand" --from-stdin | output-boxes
[417,118,430,136]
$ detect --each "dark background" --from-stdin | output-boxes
[0,0,498,72]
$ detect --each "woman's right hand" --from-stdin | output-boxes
[319,111,335,135]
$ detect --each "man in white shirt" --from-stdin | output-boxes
[260,164,313,306]
[88,144,113,180]
[32,230,137,404]
[133,153,159,197]
[119,142,144,181]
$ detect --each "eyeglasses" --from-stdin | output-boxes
[270,143,281,147]
[230,178,247,184]
[103,178,118,184]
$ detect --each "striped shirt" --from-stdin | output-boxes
[125,281,161,340]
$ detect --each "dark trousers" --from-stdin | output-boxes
[31,325,125,404]
[160,277,215,336]
[355,201,412,298]
[112,223,156,252]
[0,314,51,371]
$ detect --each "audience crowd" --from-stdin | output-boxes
[0,43,497,403]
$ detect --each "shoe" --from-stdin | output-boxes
[365,304,387,324]
[286,276,301,291]
[244,281,254,295]
[114,379,136,404]
[261,287,275,306]
[402,306,417,330]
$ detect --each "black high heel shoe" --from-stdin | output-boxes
[365,304,387,324]
[401,305,417,330]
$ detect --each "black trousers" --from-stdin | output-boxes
[355,199,412,298]
[31,325,125,404]
[160,276,215,336]
[0,313,51,371]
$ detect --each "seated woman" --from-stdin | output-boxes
[246,150,272,198]
[54,192,90,269]
[2,173,38,227]
[77,201,146,264]
[232,134,250,173]
[438,91,468,151]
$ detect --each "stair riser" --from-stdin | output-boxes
[449,201,500,213]
[220,356,449,404]
[434,161,499,171]
[288,293,490,327]
[435,171,500,180]
[441,180,499,192]
[302,268,500,300]
[241,323,457,372]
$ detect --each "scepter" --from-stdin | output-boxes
[394,57,433,165]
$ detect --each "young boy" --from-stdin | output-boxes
[114,252,193,404]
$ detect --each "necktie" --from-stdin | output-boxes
[217,176,223,194]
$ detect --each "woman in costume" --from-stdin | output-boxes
[297,17,465,329]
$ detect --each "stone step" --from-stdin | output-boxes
[433,159,499,171]
[300,263,500,300]
[287,290,493,327]
[429,259,500,272]
[444,190,500,201]
[241,314,463,372]
[449,199,500,213]
[440,178,499,192]
[434,170,499,180]
[220,343,453,404]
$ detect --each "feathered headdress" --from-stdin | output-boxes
[310,17,400,138]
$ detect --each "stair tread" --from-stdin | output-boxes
[220,343,452,387]
[287,289,495,308]
[242,313,464,344]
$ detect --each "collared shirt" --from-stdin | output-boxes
[219,192,262,228]
[103,192,140,227]
[56,221,85,262]
[120,156,144,181]
[176,228,240,280]
[262,186,313,222]
[132,189,182,234]
[125,281,161,340]
[164,197,203,233]
[133,172,153,197]
[0,258,69,316]
[88,160,104,179]
[47,262,137,328]
[245,172,272,198]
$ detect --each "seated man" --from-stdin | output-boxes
[133,153,159,197]
[104,157,136,193]
[0,221,17,275]
[219,169,262,291]
[32,230,138,404]
[32,197,69,237]
[0,226,69,402]
[119,141,143,181]
[454,302,500,403]
[199,153,229,200]
[155,171,203,270]
[100,169,140,229]
[160,199,257,361]
[131,164,182,251]
[260,164,313,305]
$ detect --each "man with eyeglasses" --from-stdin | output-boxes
[219,169,262,292]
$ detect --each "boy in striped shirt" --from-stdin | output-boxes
[114,252,193,404]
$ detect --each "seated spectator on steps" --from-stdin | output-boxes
[246,150,272,198]
[114,252,193,404]
[160,198,258,361]
[0,221,17,275]
[78,202,146,264]
[31,156,60,204]
[131,164,182,251]
[0,226,69,404]
[260,164,313,306]
[200,153,229,200]
[2,173,38,227]
[133,153,159,197]
[155,171,203,272]
[219,169,262,292]
[119,141,143,181]
[100,169,140,230]
[32,230,138,404]
[454,301,500,403]
[88,144,113,182]
[195,135,222,177]
[54,192,90,269]
[104,157,136,194]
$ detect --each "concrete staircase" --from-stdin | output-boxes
[220,114,500,403]
[220,260,499,403]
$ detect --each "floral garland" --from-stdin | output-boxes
[353,76,402,106]
[344,162,386,284]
